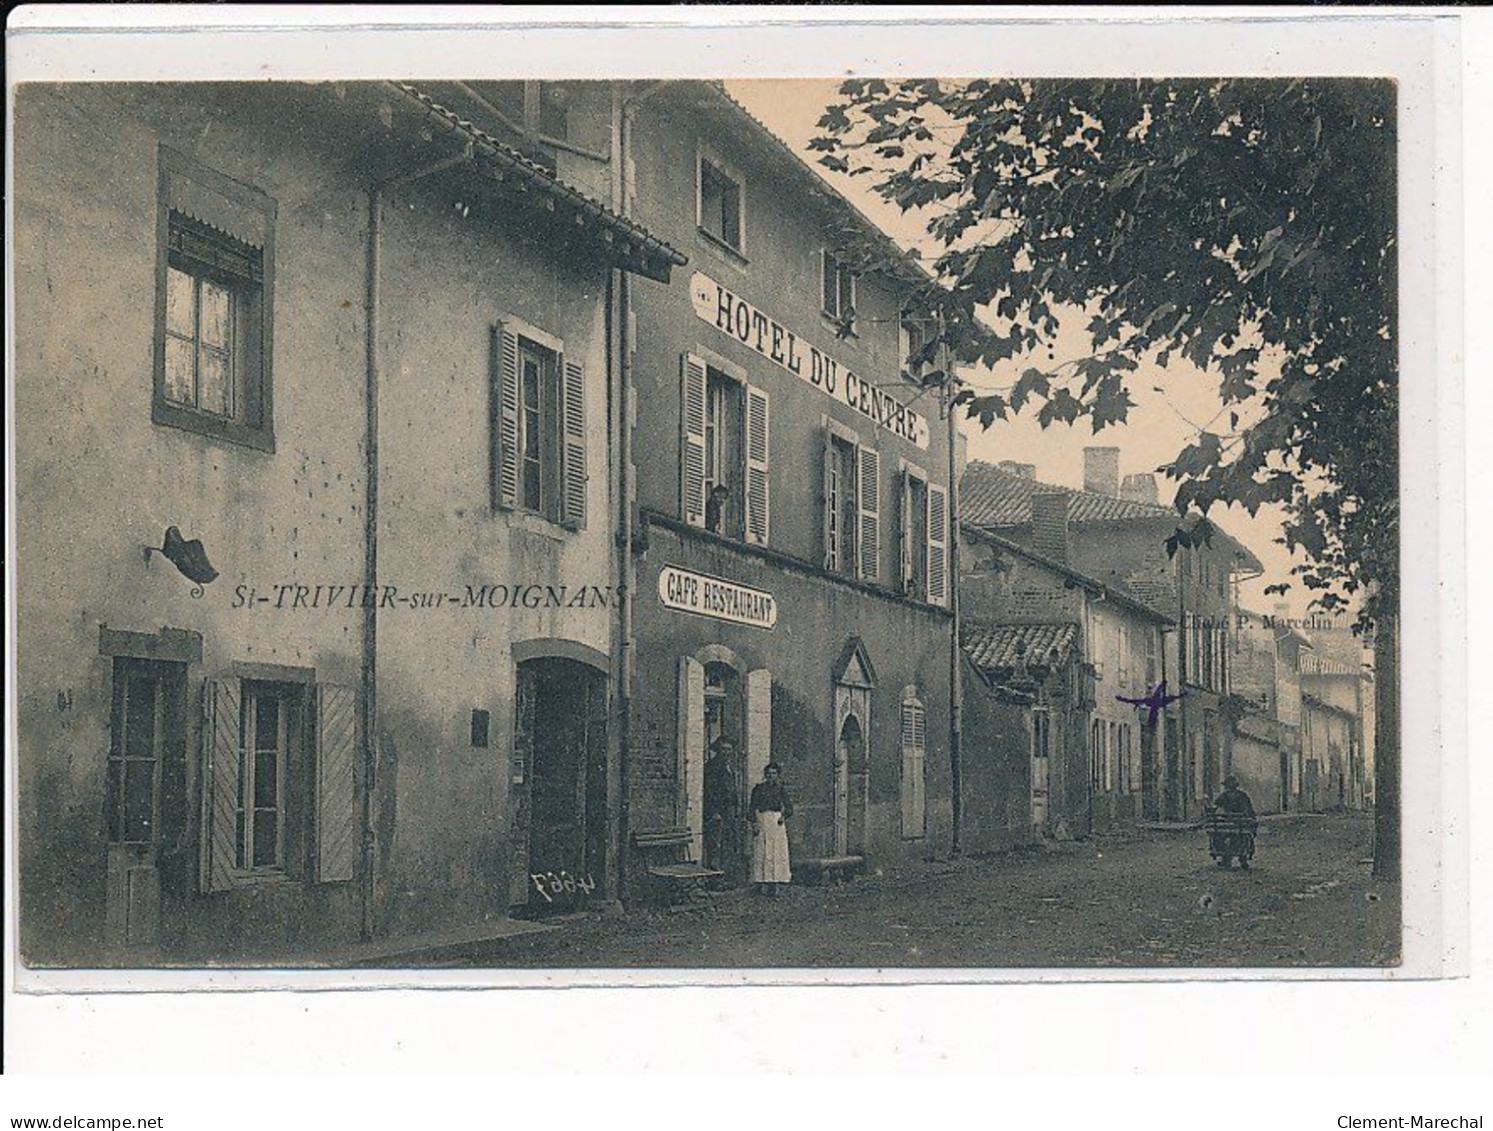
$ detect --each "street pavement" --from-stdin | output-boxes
[383,812,1398,970]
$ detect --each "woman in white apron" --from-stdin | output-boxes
[749,762,793,895]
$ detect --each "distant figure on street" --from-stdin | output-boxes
[1214,775,1256,818]
[705,484,731,535]
[748,762,793,895]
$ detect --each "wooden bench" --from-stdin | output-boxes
[795,854,866,886]
[632,828,724,903]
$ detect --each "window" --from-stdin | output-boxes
[681,353,768,543]
[201,677,358,890]
[473,81,570,152]
[155,149,275,451]
[107,659,187,848]
[902,469,930,600]
[699,154,744,254]
[491,322,587,529]
[902,317,933,382]
[238,682,294,871]
[821,250,858,328]
[900,692,928,839]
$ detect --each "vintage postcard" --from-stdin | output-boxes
[4,10,1460,994]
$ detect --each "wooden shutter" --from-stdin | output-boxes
[680,353,708,526]
[678,657,706,860]
[199,679,240,893]
[491,324,520,511]
[315,683,358,884]
[900,698,927,838]
[858,444,880,582]
[509,666,536,907]
[744,384,770,545]
[900,469,915,593]
[560,355,587,529]
[821,427,837,570]
[927,482,949,606]
[745,669,773,790]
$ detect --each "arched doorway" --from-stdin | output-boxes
[515,657,608,913]
[835,713,868,856]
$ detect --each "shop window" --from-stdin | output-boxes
[491,321,587,529]
[154,148,275,451]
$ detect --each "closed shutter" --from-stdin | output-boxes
[821,427,837,570]
[927,482,948,606]
[744,384,770,545]
[678,656,706,861]
[858,444,880,582]
[900,469,915,593]
[315,683,358,884]
[199,679,240,893]
[900,697,927,838]
[745,669,773,790]
[491,323,520,511]
[560,355,587,529]
[680,353,708,526]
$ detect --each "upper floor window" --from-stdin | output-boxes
[896,465,948,607]
[492,321,588,529]
[680,352,768,544]
[698,153,744,254]
[704,366,745,539]
[155,148,275,451]
[821,250,858,330]
[902,317,933,382]
[825,431,861,578]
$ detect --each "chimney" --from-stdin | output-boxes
[1083,446,1120,498]
[1030,492,1070,565]
[998,460,1036,480]
[1120,472,1159,505]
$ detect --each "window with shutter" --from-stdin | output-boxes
[823,427,860,576]
[927,483,949,606]
[744,385,770,545]
[900,465,929,600]
[560,356,587,529]
[200,679,241,893]
[315,684,358,884]
[900,694,927,839]
[857,444,880,582]
[681,353,709,527]
[491,324,520,511]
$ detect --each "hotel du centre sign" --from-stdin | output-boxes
[689,272,932,451]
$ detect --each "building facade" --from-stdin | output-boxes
[618,83,956,883]
[12,81,681,962]
[961,452,1263,821]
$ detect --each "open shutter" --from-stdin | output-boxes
[199,679,240,893]
[678,657,706,861]
[927,482,949,606]
[821,427,837,570]
[315,683,358,884]
[900,469,915,593]
[560,355,587,529]
[744,384,770,545]
[745,669,773,792]
[491,323,520,511]
[900,697,927,838]
[858,444,880,582]
[509,667,536,907]
[680,353,708,527]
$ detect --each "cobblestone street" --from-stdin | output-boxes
[387,812,1398,971]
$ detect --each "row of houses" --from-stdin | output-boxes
[954,452,1376,853]
[12,79,1371,965]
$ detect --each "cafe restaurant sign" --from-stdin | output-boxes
[689,271,931,450]
[658,565,777,630]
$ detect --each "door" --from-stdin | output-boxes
[105,657,187,946]
[835,713,867,856]
[518,658,607,912]
[701,662,745,880]
[1140,722,1160,821]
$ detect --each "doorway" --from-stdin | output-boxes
[701,662,745,880]
[1030,708,1052,834]
[516,658,607,913]
[834,713,868,856]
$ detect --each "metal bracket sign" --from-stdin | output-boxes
[690,271,931,450]
[658,565,777,630]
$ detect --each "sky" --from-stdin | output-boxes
[725,78,1322,620]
